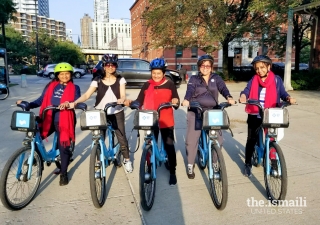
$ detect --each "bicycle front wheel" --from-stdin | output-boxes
[209,144,228,210]
[0,147,42,210]
[89,144,106,208]
[139,144,156,211]
[264,142,287,202]
[0,87,9,100]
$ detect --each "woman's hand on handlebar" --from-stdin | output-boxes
[181,99,189,107]
[227,98,236,105]
[16,100,22,105]
[58,101,71,110]
[124,99,132,107]
[171,98,179,105]
[238,94,247,104]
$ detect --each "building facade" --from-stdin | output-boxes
[11,12,66,41]
[13,0,50,17]
[94,0,109,23]
[80,14,94,49]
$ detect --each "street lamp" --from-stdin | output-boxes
[34,0,40,72]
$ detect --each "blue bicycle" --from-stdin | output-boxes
[130,102,177,211]
[243,99,292,202]
[0,82,9,100]
[189,101,235,210]
[80,102,125,208]
[0,101,86,210]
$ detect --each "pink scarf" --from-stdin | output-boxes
[245,71,277,114]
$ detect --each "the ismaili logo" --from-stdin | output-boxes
[212,118,219,124]
[19,120,27,125]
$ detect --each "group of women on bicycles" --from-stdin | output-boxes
[16,53,296,188]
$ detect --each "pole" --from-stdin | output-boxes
[284,8,293,91]
[35,0,40,72]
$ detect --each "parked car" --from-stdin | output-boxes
[92,58,182,87]
[291,63,309,71]
[37,70,44,77]
[43,64,86,79]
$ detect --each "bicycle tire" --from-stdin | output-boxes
[139,144,156,211]
[209,144,228,210]
[89,144,106,208]
[0,147,42,210]
[264,142,287,202]
[0,87,9,100]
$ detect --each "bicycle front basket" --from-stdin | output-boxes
[80,110,107,130]
[11,111,37,132]
[262,108,289,128]
[133,110,158,130]
[202,109,229,130]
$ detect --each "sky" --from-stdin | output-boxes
[49,0,134,43]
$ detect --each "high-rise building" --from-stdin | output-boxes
[94,0,109,23]
[13,0,50,17]
[80,14,94,48]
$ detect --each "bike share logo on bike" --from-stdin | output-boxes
[247,197,307,214]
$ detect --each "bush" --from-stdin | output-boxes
[291,69,320,90]
[11,64,37,75]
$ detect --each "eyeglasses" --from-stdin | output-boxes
[104,63,117,68]
[200,65,211,69]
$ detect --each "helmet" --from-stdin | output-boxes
[251,55,272,65]
[54,62,74,74]
[197,54,214,67]
[102,54,118,65]
[150,58,166,70]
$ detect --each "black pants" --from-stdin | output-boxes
[154,127,177,175]
[54,123,73,174]
[245,115,262,165]
[102,110,129,159]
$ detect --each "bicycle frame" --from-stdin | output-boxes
[91,124,120,178]
[198,130,221,179]
[142,131,167,180]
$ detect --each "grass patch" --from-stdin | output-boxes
[9,83,19,87]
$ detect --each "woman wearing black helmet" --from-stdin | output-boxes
[71,54,133,173]
[125,58,180,185]
[239,55,296,177]
[181,54,235,179]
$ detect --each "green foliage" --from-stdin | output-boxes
[291,69,320,90]
[299,41,310,63]
[50,41,84,66]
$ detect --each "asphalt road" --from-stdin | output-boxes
[0,74,319,225]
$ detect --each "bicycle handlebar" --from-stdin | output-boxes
[104,102,125,112]
[240,99,292,109]
[189,101,236,112]
[157,102,178,113]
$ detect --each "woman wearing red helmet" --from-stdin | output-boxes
[239,55,296,177]
[125,58,180,185]
[181,54,235,179]
[71,54,133,173]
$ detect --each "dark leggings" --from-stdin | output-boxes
[102,110,129,159]
[154,127,177,175]
[245,115,262,165]
[54,123,73,174]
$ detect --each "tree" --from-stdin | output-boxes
[143,0,300,79]
[49,41,84,66]
[5,26,33,64]
[0,0,17,48]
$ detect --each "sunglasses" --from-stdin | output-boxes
[104,63,117,68]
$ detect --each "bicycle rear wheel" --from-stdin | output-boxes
[264,142,287,202]
[0,86,9,100]
[89,144,106,208]
[209,144,228,210]
[0,147,42,210]
[139,144,156,211]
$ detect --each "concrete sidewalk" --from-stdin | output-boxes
[0,76,319,225]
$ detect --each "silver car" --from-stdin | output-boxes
[43,64,86,79]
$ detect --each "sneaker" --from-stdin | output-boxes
[169,174,177,185]
[243,164,252,178]
[124,160,133,173]
[60,172,69,186]
[187,164,195,179]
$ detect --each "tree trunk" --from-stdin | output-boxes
[293,18,300,73]
[1,21,6,48]
[222,42,229,80]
